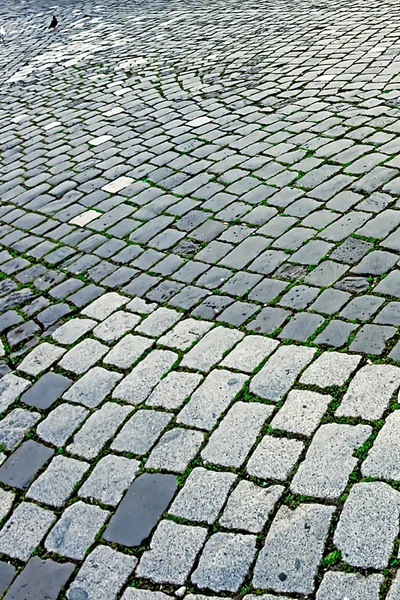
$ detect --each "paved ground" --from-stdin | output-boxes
[2,0,400,597]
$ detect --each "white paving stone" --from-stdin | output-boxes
[147,371,202,409]
[136,307,182,337]
[36,403,89,446]
[63,366,122,407]
[103,333,153,369]
[0,373,31,412]
[158,318,212,350]
[271,389,331,435]
[79,455,140,505]
[0,502,55,561]
[221,335,279,373]
[18,342,65,376]
[93,311,140,341]
[0,408,40,450]
[316,571,383,600]
[111,409,172,454]
[300,351,361,387]
[58,339,108,374]
[146,428,204,473]
[52,318,97,344]
[180,326,244,372]
[362,411,400,479]
[82,292,129,320]
[247,435,304,481]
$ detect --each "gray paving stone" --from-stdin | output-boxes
[103,333,153,369]
[271,390,331,435]
[316,572,383,600]
[314,319,357,347]
[253,503,335,594]
[112,350,177,404]
[104,473,177,547]
[279,285,320,310]
[178,369,248,430]
[192,532,256,592]
[336,364,400,420]
[221,335,278,372]
[0,561,15,597]
[375,302,400,325]
[58,339,108,374]
[300,351,361,387]
[278,312,325,342]
[339,295,385,321]
[169,468,236,524]
[0,502,55,561]
[330,236,372,263]
[63,366,122,407]
[202,402,272,467]
[79,455,139,505]
[26,455,89,507]
[3,557,75,600]
[250,345,316,401]
[45,501,109,560]
[220,480,284,533]
[180,326,244,372]
[0,489,14,522]
[349,323,396,354]
[0,408,40,450]
[21,372,72,409]
[246,307,290,334]
[81,291,129,320]
[0,440,54,489]
[146,427,204,472]
[158,318,212,350]
[67,402,132,459]
[136,520,207,584]
[334,482,400,568]
[37,403,88,446]
[248,278,288,303]
[67,545,137,600]
[352,249,398,275]
[93,310,140,341]
[147,371,202,410]
[362,411,400,480]
[374,270,400,297]
[18,342,65,376]
[112,409,172,454]
[291,423,372,499]
[247,435,304,481]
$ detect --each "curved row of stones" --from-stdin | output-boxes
[0,294,400,598]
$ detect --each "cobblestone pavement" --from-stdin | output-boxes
[3,0,400,596]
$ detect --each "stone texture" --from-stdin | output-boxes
[316,572,383,600]
[0,373,31,413]
[180,326,244,371]
[192,533,257,592]
[253,504,335,594]
[336,364,400,420]
[112,409,172,454]
[79,455,139,505]
[271,390,331,435]
[250,345,316,401]
[202,401,272,467]
[136,520,207,584]
[37,403,88,446]
[0,502,55,561]
[220,480,284,532]
[169,468,236,524]
[300,352,361,387]
[58,339,108,374]
[146,371,202,409]
[45,501,109,560]
[82,292,128,320]
[220,335,279,372]
[291,423,372,499]
[18,342,65,375]
[0,440,54,489]
[104,474,177,547]
[104,333,153,369]
[334,482,400,568]
[146,428,204,472]
[362,411,400,480]
[63,366,122,407]
[0,408,40,450]
[21,372,72,409]
[178,369,248,430]
[247,435,304,481]
[27,455,89,507]
[67,546,137,600]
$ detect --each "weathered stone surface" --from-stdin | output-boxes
[180,326,244,372]
[112,409,172,454]
[3,557,75,600]
[253,504,335,594]
[18,342,65,376]
[300,351,361,387]
[192,533,256,592]
[0,502,55,561]
[147,371,202,410]
[27,455,89,507]
[336,364,400,420]
[82,292,128,320]
[112,350,177,404]
[136,520,207,584]
[202,402,272,467]
[104,474,177,546]
[178,370,248,430]
[146,428,204,472]
[158,318,213,350]
[58,339,108,374]
[221,336,279,372]
[52,317,97,344]
[291,423,372,499]
[362,411,400,479]
[136,307,182,336]
[220,480,284,532]
[271,390,331,435]
[0,561,15,597]
[67,402,132,459]
[93,310,140,341]
[67,545,137,600]
[334,482,400,568]
[316,572,383,600]
[169,468,236,524]
[37,403,88,446]
[63,366,122,407]
[0,489,14,521]
[0,408,40,450]
[247,435,304,481]
[45,501,109,560]
[79,455,139,505]
[250,345,316,401]
[0,373,31,413]
[104,334,153,369]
